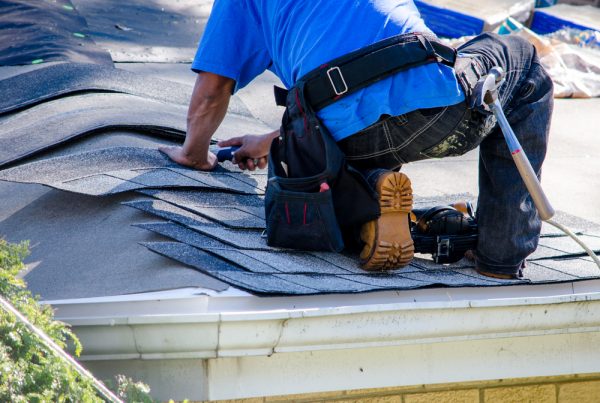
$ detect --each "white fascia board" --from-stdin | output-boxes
[55,289,600,361]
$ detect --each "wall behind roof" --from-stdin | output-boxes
[211,373,600,402]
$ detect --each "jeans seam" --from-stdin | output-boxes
[383,120,405,164]
[345,123,398,160]
[392,106,449,153]
[345,107,448,160]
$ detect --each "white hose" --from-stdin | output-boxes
[545,218,600,270]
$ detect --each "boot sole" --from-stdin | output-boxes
[360,172,414,271]
[476,268,517,280]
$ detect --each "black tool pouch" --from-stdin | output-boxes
[265,83,379,252]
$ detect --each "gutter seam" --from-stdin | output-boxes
[215,313,222,358]
[271,317,290,356]
[127,321,143,359]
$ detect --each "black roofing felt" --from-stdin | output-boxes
[0,63,252,117]
[70,0,208,63]
[0,0,113,66]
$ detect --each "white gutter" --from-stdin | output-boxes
[47,282,600,361]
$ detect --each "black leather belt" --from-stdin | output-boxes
[275,33,457,111]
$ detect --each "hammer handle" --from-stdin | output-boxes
[512,148,555,220]
[491,100,555,221]
[216,146,240,162]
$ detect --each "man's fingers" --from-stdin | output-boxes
[158,146,180,162]
[158,145,174,155]
[234,154,267,171]
[245,158,256,171]
[217,136,244,147]
[231,147,250,164]
[257,157,268,169]
[235,158,266,171]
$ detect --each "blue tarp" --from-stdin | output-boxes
[531,9,599,35]
[415,0,484,38]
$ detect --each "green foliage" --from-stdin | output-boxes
[0,239,156,402]
[113,375,154,403]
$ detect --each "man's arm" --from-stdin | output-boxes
[159,72,234,171]
[160,71,278,171]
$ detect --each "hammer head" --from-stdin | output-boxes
[471,66,506,110]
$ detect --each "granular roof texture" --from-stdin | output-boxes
[2,145,599,295]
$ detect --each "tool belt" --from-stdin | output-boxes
[266,33,457,252]
[274,32,457,110]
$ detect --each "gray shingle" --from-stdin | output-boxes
[237,250,355,274]
[274,274,381,293]
[529,257,600,279]
[0,93,186,168]
[0,62,252,117]
[522,262,579,282]
[125,200,215,227]
[142,241,319,294]
[132,188,600,294]
[338,274,428,289]
[110,168,207,188]
[170,168,263,194]
[532,234,600,260]
[0,147,263,195]
[190,225,276,250]
[139,189,265,208]
[141,241,240,272]
[135,222,226,249]
[400,268,519,286]
[136,220,350,274]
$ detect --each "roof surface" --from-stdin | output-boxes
[0,0,599,300]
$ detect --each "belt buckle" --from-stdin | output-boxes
[326,66,348,96]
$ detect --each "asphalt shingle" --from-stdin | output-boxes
[0,62,252,117]
[0,147,264,196]
[130,188,600,295]
[0,93,186,168]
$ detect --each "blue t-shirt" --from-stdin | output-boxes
[192,0,465,141]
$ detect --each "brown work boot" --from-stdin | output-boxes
[475,269,516,280]
[360,171,414,271]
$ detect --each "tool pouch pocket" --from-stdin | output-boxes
[265,180,344,252]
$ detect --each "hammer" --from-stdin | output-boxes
[473,66,555,221]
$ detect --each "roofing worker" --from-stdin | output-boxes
[160,0,553,279]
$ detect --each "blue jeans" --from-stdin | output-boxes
[338,33,554,276]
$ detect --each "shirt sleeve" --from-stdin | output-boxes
[191,0,272,93]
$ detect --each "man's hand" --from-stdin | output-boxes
[217,131,278,171]
[159,145,218,171]
[159,72,233,171]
